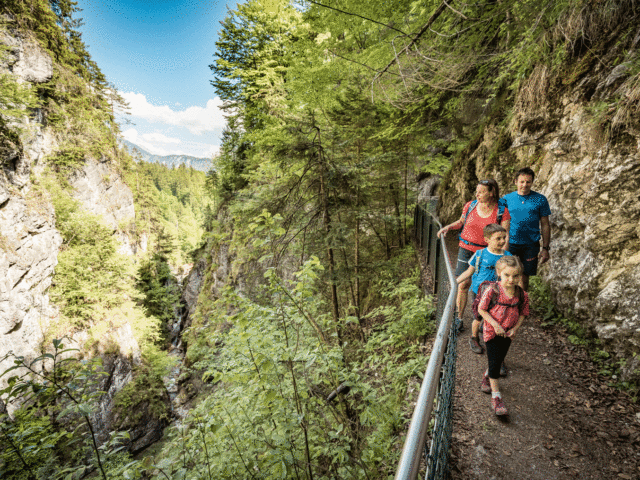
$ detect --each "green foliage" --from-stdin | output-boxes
[365,270,435,343]
[0,339,127,480]
[121,157,212,265]
[0,24,39,158]
[136,229,181,330]
[0,339,177,479]
[0,62,38,121]
[150,254,433,479]
[4,0,127,172]
[112,366,170,429]
[529,277,589,342]
[42,177,129,325]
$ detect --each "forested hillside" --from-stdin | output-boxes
[126,159,211,263]
[152,0,640,477]
[1,0,208,477]
[2,0,639,478]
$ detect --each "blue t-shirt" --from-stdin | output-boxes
[469,248,512,294]
[502,190,551,245]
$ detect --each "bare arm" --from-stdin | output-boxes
[478,308,506,336]
[437,212,465,238]
[501,218,510,250]
[457,264,475,284]
[539,216,550,264]
[507,315,526,338]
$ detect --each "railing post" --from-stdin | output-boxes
[433,236,440,296]
[423,220,429,265]
[419,207,425,248]
[413,205,420,241]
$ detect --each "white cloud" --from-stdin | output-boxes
[141,132,181,144]
[122,128,169,155]
[122,92,227,135]
[123,128,220,158]
[203,145,221,157]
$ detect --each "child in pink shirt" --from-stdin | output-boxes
[477,256,529,416]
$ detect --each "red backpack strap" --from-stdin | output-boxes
[487,283,500,312]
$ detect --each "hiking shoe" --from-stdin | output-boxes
[500,362,508,377]
[469,336,484,354]
[456,317,465,333]
[481,375,491,394]
[492,396,508,416]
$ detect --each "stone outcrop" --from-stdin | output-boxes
[535,105,640,380]
[182,257,206,327]
[0,28,61,385]
[0,28,53,84]
[437,60,640,380]
[93,354,169,454]
[68,158,135,231]
[0,193,62,360]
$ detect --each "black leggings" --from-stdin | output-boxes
[485,336,511,379]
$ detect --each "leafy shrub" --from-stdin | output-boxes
[0,340,136,480]
[44,179,129,325]
[149,257,434,479]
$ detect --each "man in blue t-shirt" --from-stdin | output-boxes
[502,167,551,291]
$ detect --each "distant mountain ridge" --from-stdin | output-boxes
[122,139,211,172]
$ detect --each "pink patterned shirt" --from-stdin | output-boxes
[479,283,529,342]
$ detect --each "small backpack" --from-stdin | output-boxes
[471,280,525,321]
[459,198,507,248]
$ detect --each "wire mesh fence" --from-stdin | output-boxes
[395,201,458,480]
[425,305,459,479]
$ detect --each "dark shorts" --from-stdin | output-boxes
[508,242,540,276]
[455,247,475,276]
[486,336,512,379]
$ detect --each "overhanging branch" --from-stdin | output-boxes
[306,0,410,37]
[373,0,450,83]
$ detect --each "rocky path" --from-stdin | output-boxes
[442,240,640,480]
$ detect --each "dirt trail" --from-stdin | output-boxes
[442,239,640,480]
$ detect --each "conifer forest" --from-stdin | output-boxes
[1,0,640,478]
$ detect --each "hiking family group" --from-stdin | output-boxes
[437,167,551,416]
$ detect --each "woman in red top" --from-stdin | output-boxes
[437,179,511,330]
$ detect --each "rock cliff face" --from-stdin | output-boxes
[437,59,640,380]
[1,26,167,451]
[1,29,61,375]
[93,354,168,454]
[68,157,135,230]
[534,104,640,380]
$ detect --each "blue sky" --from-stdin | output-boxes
[75,0,243,158]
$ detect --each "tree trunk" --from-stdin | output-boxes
[403,154,408,247]
[317,138,341,344]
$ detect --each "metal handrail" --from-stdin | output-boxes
[394,203,458,480]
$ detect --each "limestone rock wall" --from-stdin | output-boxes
[0,29,60,377]
[0,26,147,413]
[0,27,53,84]
[534,104,640,380]
[68,158,135,230]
